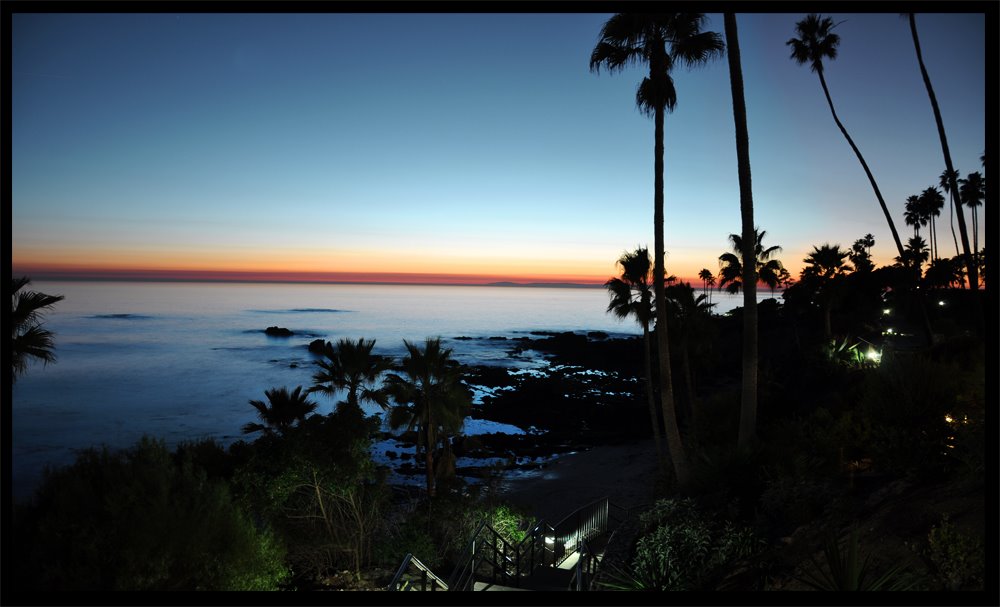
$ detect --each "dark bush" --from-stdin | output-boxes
[11,437,289,591]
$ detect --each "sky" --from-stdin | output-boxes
[9,8,991,286]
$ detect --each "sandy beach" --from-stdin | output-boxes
[495,438,660,524]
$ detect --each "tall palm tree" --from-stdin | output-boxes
[724,12,761,451]
[590,13,724,485]
[919,186,945,261]
[242,386,318,437]
[11,277,65,384]
[788,14,906,260]
[801,244,851,338]
[940,168,962,261]
[311,338,390,413]
[382,338,470,497]
[906,13,978,295]
[606,247,665,472]
[717,228,784,294]
[959,171,984,281]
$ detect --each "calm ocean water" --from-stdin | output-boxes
[10,280,772,499]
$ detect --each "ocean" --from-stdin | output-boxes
[10,280,775,500]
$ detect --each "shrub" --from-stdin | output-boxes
[794,527,920,591]
[11,437,289,591]
[604,498,761,591]
[926,515,984,590]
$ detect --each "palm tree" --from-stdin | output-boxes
[717,228,784,294]
[919,187,945,261]
[663,281,715,435]
[801,244,851,338]
[606,247,665,472]
[698,268,716,303]
[959,171,984,282]
[903,194,924,238]
[940,168,962,260]
[788,14,906,260]
[242,386,318,437]
[849,234,876,273]
[311,338,390,413]
[590,13,724,485]
[906,13,978,295]
[382,338,470,497]
[11,277,65,384]
[724,12,762,451]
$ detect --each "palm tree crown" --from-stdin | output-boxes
[802,243,851,281]
[787,13,841,74]
[243,386,318,437]
[605,247,654,327]
[717,228,784,294]
[11,277,65,384]
[311,337,390,412]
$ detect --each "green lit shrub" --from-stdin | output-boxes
[926,515,984,590]
[12,437,289,591]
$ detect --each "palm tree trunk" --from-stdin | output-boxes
[909,14,980,301]
[726,13,759,452]
[815,70,906,260]
[642,322,667,473]
[949,190,961,271]
[651,62,689,486]
[424,414,436,498]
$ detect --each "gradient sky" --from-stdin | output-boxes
[10,9,990,285]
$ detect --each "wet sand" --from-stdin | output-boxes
[495,438,660,524]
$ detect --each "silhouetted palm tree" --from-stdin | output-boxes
[849,235,875,273]
[717,229,783,294]
[724,12,762,451]
[906,12,978,294]
[11,277,65,384]
[959,171,984,280]
[698,268,716,303]
[664,281,715,435]
[940,168,962,260]
[919,187,945,261]
[801,243,851,338]
[606,247,665,472]
[242,386,318,437]
[383,338,470,497]
[590,13,723,485]
[895,235,930,272]
[311,338,390,413]
[904,194,924,239]
[788,14,906,260]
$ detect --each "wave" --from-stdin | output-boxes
[89,314,154,320]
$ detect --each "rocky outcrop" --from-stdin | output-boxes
[265,326,294,337]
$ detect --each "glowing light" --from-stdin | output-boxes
[882,308,891,315]
[944,414,954,423]
[883,328,895,335]
[866,349,881,362]
[938,300,946,306]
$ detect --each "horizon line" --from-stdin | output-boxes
[11,267,616,288]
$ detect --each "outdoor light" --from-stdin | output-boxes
[883,308,891,315]
[944,414,954,423]
[938,300,946,306]
[544,536,554,544]
[866,349,881,363]
[883,328,894,335]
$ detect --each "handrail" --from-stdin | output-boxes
[387,553,449,591]
[570,538,596,591]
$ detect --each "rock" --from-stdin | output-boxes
[488,336,508,341]
[265,326,294,337]
[308,338,327,354]
[587,331,609,340]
